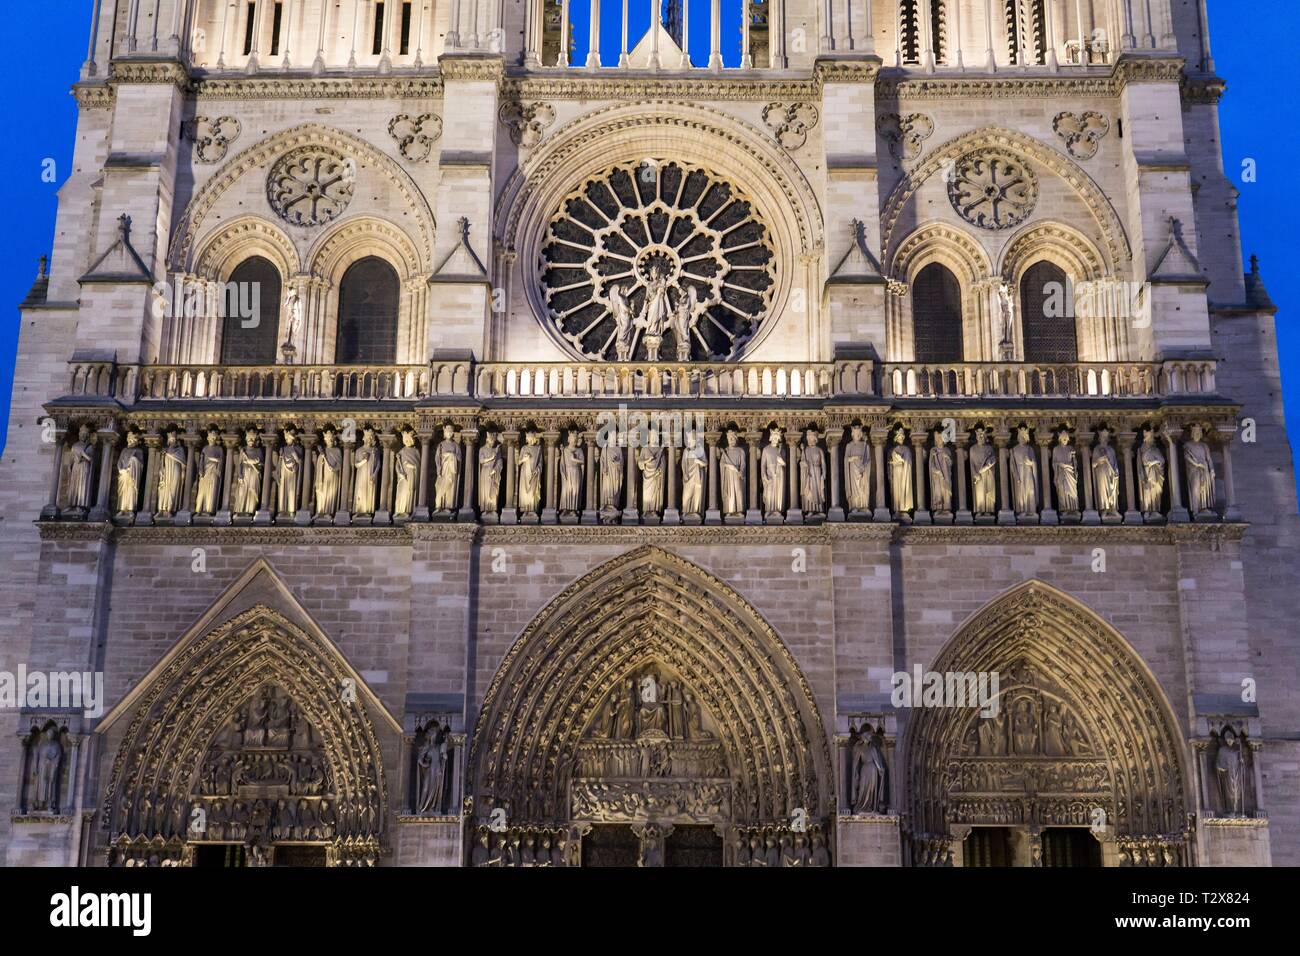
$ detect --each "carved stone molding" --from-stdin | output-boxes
[388,113,443,162]
[762,102,820,149]
[877,112,934,161]
[1053,111,1110,160]
[191,77,445,100]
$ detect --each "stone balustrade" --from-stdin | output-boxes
[882,360,1218,400]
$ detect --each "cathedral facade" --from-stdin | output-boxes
[1,0,1296,868]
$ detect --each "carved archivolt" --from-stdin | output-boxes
[889,222,993,285]
[191,215,301,282]
[998,220,1106,284]
[99,605,391,864]
[468,546,834,831]
[903,581,1190,863]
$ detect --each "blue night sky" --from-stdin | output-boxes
[1,1,1294,498]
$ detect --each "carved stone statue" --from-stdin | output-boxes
[517,430,543,514]
[849,724,888,815]
[276,427,303,515]
[761,427,786,517]
[609,284,635,362]
[638,436,665,515]
[233,428,263,514]
[1183,423,1217,515]
[194,429,224,515]
[1051,430,1080,513]
[65,425,95,512]
[1092,428,1120,516]
[1215,726,1246,817]
[720,429,746,517]
[969,426,998,515]
[478,430,503,514]
[314,428,342,516]
[1010,426,1038,516]
[28,724,63,812]
[636,264,673,361]
[1138,427,1166,516]
[283,285,303,355]
[671,285,703,361]
[415,722,450,815]
[115,430,144,514]
[155,429,186,516]
[352,428,381,515]
[393,429,421,517]
[888,429,914,515]
[800,428,826,516]
[598,438,624,514]
[559,430,585,514]
[844,424,872,514]
[929,430,954,514]
[680,431,706,517]
[433,424,461,514]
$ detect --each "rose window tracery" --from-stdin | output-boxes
[947,150,1039,230]
[267,147,356,227]
[540,160,776,362]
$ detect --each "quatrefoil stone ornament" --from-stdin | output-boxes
[947,150,1039,231]
[762,103,820,150]
[267,147,356,228]
[388,113,443,162]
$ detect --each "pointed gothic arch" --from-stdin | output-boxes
[468,547,835,841]
[902,581,1191,867]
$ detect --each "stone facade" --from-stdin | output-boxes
[0,0,1295,867]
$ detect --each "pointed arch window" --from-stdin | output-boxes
[337,256,399,364]
[221,256,281,365]
[912,263,964,362]
[1020,260,1078,363]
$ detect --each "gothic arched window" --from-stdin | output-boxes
[912,263,964,362]
[220,256,281,366]
[337,256,400,364]
[1020,260,1078,363]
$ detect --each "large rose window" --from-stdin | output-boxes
[540,161,776,362]
[946,150,1039,231]
[267,147,355,228]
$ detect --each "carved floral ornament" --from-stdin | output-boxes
[761,102,820,149]
[947,149,1040,230]
[266,146,356,228]
[388,112,443,162]
[186,115,241,164]
[499,101,556,148]
[1053,111,1111,160]
[877,112,935,161]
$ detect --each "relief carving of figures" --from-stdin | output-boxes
[929,429,954,514]
[1091,428,1120,516]
[478,430,503,513]
[276,427,303,514]
[1051,430,1080,513]
[415,720,451,815]
[352,428,381,515]
[844,425,871,514]
[719,429,746,517]
[1138,427,1166,516]
[848,723,888,815]
[888,429,914,515]
[517,430,543,514]
[233,428,263,514]
[393,429,421,517]
[1213,726,1247,817]
[800,428,826,517]
[1010,426,1038,516]
[969,426,998,514]
[680,431,706,517]
[1012,698,1040,755]
[314,428,342,516]
[65,425,95,511]
[194,429,224,515]
[115,430,145,514]
[638,438,665,515]
[25,722,65,813]
[559,430,585,515]
[760,427,786,517]
[597,439,624,515]
[433,424,461,514]
[155,429,186,516]
[1183,423,1217,516]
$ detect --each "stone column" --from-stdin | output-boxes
[705,431,721,525]
[955,431,972,525]
[582,430,598,525]
[995,427,1014,525]
[375,430,396,525]
[296,430,317,525]
[502,430,519,524]
[41,426,66,519]
[1037,429,1057,525]
[90,429,118,523]
[664,441,680,525]
[785,432,802,524]
[745,427,762,525]
[1119,430,1142,525]
[827,427,844,522]
[1079,427,1099,525]
[337,437,355,526]
[870,425,890,522]
[216,431,238,525]
[912,432,931,525]
[542,429,560,524]
[176,430,200,525]
[1165,426,1189,522]
[414,429,433,521]
[459,429,479,522]
[141,429,162,525]
[1218,426,1241,521]
[253,429,276,524]
[622,436,640,524]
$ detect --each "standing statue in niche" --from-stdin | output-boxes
[1138,427,1166,516]
[638,434,666,515]
[609,284,635,362]
[1215,726,1246,817]
[65,425,95,512]
[433,424,461,514]
[478,430,503,514]
[680,431,706,517]
[969,426,998,515]
[761,427,786,517]
[597,436,624,515]
[194,428,224,515]
[233,428,263,514]
[314,428,342,516]
[844,424,872,514]
[635,264,673,361]
[155,429,187,516]
[115,431,145,514]
[800,428,826,516]
[415,722,450,815]
[559,429,585,515]
[719,429,746,517]
[929,429,954,514]
[517,430,543,515]
[28,724,63,813]
[1092,427,1121,517]
[1183,423,1217,516]
[1010,426,1038,517]
[888,429,914,515]
[671,285,703,361]
[1051,430,1080,514]
[276,427,303,515]
[393,429,421,517]
[849,724,888,815]
[352,427,381,515]
[282,286,303,360]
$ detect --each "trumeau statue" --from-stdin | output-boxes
[276,427,303,515]
[1183,423,1217,516]
[638,435,666,515]
[194,429,224,515]
[1215,726,1246,817]
[719,429,746,517]
[609,284,635,362]
[478,430,503,514]
[233,428,263,514]
[393,429,421,517]
[888,429,914,515]
[1051,430,1080,513]
[929,429,954,514]
[849,723,888,815]
[800,428,826,516]
[761,427,786,517]
[65,424,95,511]
[969,426,997,515]
[115,430,144,514]
[1092,428,1121,516]
[517,430,543,514]
[314,428,342,516]
[155,429,186,516]
[559,429,585,515]
[680,431,706,516]
[598,436,624,514]
[353,428,381,515]
[415,721,450,816]
[433,424,461,514]
[844,424,871,514]
[1138,427,1166,516]
[1010,426,1038,516]
[28,724,63,813]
